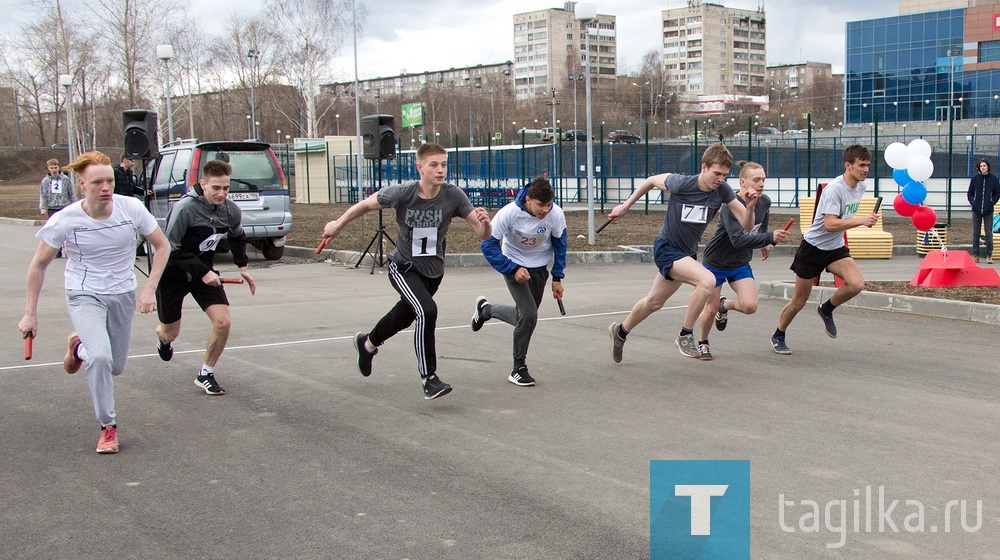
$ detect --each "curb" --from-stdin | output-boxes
[0,217,42,226]
[758,281,1000,325]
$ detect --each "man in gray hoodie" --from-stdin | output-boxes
[968,158,1000,264]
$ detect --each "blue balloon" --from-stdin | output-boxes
[893,168,912,187]
[901,181,927,205]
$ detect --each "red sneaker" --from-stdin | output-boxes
[63,332,83,374]
[96,426,119,454]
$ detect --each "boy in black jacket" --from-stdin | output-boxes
[154,159,256,395]
[968,158,1000,264]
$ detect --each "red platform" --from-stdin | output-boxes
[909,250,1000,287]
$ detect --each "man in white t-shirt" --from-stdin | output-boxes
[19,151,170,454]
[472,176,567,386]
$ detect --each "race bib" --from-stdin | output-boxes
[519,233,545,247]
[680,204,709,224]
[199,233,224,252]
[411,227,438,257]
[50,181,62,194]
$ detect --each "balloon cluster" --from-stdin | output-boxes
[886,139,937,231]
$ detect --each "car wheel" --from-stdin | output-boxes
[260,238,285,260]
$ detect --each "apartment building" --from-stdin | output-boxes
[513,2,618,99]
[661,1,767,96]
[323,62,514,103]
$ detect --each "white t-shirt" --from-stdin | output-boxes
[491,201,567,268]
[803,175,866,250]
[37,195,159,294]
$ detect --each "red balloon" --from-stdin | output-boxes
[893,193,918,217]
[911,205,937,231]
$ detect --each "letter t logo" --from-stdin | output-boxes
[674,484,729,535]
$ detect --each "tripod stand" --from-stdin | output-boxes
[355,159,395,274]
[134,157,153,278]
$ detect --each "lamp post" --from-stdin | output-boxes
[247,48,260,139]
[335,113,341,135]
[246,115,252,138]
[893,100,899,122]
[59,73,73,166]
[157,44,175,143]
[770,86,788,132]
[632,81,649,134]
[276,129,281,144]
[576,2,597,245]
[569,73,583,175]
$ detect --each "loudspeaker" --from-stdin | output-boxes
[122,109,159,159]
[362,114,396,160]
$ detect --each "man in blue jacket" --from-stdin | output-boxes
[968,158,1000,264]
[472,176,567,387]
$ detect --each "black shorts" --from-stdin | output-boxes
[790,240,852,280]
[156,272,229,324]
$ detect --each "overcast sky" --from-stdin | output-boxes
[1,0,901,78]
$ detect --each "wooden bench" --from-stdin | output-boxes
[799,196,893,259]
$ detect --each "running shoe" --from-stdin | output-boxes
[96,425,119,454]
[698,343,713,361]
[156,339,173,362]
[63,332,83,374]
[675,333,699,358]
[508,365,536,387]
[354,332,377,377]
[715,297,729,332]
[817,306,837,338]
[771,334,792,355]
[195,374,226,395]
[471,296,489,332]
[423,374,452,400]
[609,322,626,363]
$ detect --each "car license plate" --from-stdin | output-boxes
[228,192,260,201]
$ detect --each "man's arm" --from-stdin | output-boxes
[608,173,669,219]
[823,213,876,232]
[322,193,382,239]
[137,229,171,314]
[465,207,492,240]
[18,241,60,338]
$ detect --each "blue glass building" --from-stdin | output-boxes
[846,6,1000,124]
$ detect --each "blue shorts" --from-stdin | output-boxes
[704,264,755,288]
[653,237,696,281]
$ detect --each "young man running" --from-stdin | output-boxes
[154,159,257,395]
[770,144,878,354]
[19,151,170,453]
[472,176,567,386]
[607,143,757,362]
[321,143,492,399]
[695,160,788,360]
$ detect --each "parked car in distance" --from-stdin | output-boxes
[734,130,749,137]
[756,126,780,135]
[148,139,292,260]
[565,129,591,142]
[540,127,567,142]
[686,131,706,141]
[608,130,641,144]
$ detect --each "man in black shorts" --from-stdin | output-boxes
[770,144,878,354]
[154,159,256,395]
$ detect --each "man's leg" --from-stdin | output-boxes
[697,285,724,342]
[621,272,683,332]
[825,257,865,307]
[777,276,814,332]
[202,304,232,368]
[66,292,117,428]
[376,262,442,380]
[972,211,983,259]
[727,277,760,316]
[986,213,995,261]
[665,257,717,358]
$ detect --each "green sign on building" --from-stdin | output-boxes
[401,102,423,128]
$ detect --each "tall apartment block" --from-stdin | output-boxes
[661,1,767,96]
[513,2,618,99]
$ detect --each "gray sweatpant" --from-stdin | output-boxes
[487,268,548,369]
[65,290,136,427]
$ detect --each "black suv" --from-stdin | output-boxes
[147,139,292,260]
[608,130,641,144]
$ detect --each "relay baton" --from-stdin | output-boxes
[782,218,795,232]
[315,237,330,254]
[23,332,33,361]
[596,216,616,233]
[555,293,566,316]
[869,196,883,228]
[221,278,244,284]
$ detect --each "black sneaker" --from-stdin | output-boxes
[771,334,792,355]
[353,332,377,377]
[817,306,837,338]
[697,343,713,361]
[422,374,452,400]
[715,297,729,332]
[508,365,536,386]
[157,339,173,362]
[471,296,489,332]
[609,322,626,363]
[194,374,225,395]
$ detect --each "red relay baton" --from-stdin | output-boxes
[221,278,244,284]
[316,237,330,254]
[782,218,795,232]
[24,332,33,361]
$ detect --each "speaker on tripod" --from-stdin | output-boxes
[356,114,397,274]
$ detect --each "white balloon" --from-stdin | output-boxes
[884,142,910,169]
[907,155,934,182]
[907,138,932,160]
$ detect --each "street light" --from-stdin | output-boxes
[247,48,260,138]
[246,115,252,138]
[335,113,341,135]
[770,86,789,132]
[632,81,649,134]
[465,76,479,147]
[568,73,584,175]
[276,129,281,143]
[58,73,73,166]
[156,44,175,143]
[893,100,899,122]
[575,1,597,245]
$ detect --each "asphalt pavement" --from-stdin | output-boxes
[1,221,997,559]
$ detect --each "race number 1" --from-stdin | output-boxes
[411,227,438,257]
[680,204,709,224]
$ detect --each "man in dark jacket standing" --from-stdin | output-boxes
[968,158,1000,264]
[112,153,145,198]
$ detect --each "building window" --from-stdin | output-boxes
[981,40,1000,63]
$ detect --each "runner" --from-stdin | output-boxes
[695,160,788,360]
[770,144,878,354]
[607,143,757,362]
[472,176,567,386]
